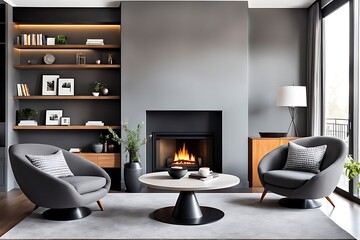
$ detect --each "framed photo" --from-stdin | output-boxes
[60,116,71,126]
[42,75,60,96]
[45,110,63,126]
[58,78,74,96]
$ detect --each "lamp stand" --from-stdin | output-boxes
[287,107,298,137]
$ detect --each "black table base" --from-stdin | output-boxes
[152,191,224,225]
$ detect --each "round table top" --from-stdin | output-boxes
[139,171,240,191]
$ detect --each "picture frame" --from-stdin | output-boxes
[45,110,63,126]
[60,116,71,126]
[58,78,75,96]
[42,75,60,96]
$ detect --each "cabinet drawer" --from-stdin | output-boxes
[75,153,120,168]
[77,153,98,164]
[98,154,120,168]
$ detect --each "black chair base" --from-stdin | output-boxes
[43,207,91,221]
[279,198,322,209]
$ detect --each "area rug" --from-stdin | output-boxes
[1,193,354,240]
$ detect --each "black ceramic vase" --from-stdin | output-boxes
[124,162,142,193]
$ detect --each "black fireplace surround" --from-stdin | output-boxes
[146,111,222,173]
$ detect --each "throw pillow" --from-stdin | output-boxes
[26,150,74,177]
[283,142,327,174]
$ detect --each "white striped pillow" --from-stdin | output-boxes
[26,150,74,178]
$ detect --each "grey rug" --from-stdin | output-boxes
[1,193,354,240]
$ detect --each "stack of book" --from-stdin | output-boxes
[189,172,219,182]
[17,84,30,96]
[69,148,81,153]
[86,39,104,45]
[85,121,104,126]
[18,120,38,126]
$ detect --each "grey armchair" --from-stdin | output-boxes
[9,143,111,220]
[258,136,347,209]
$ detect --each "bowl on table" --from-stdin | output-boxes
[167,166,188,179]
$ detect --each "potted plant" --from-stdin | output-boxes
[99,133,110,153]
[18,108,38,120]
[92,82,108,96]
[344,155,360,190]
[108,122,152,192]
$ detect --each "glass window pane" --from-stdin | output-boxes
[323,2,350,191]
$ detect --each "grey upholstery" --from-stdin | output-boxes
[9,143,111,209]
[258,136,347,201]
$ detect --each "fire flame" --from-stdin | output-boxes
[174,143,196,163]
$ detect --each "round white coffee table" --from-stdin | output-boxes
[139,171,240,225]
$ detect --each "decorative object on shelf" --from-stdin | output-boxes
[259,132,287,138]
[107,143,115,153]
[18,108,38,120]
[60,117,71,126]
[42,75,60,96]
[96,60,101,64]
[85,121,104,126]
[17,108,38,126]
[99,133,110,153]
[93,82,106,96]
[100,87,109,96]
[58,78,75,96]
[92,143,103,153]
[43,53,55,65]
[108,122,152,192]
[107,52,113,64]
[47,37,55,45]
[45,109,63,126]
[276,86,307,137]
[76,53,86,65]
[344,155,360,190]
[56,35,68,45]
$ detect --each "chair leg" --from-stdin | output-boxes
[33,205,39,211]
[325,196,335,208]
[97,200,104,211]
[260,189,268,203]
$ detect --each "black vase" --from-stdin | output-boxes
[124,162,142,193]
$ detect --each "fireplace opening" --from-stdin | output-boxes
[153,133,214,172]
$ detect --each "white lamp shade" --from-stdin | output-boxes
[276,86,307,107]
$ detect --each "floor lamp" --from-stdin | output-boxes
[277,86,307,137]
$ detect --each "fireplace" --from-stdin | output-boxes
[153,132,214,171]
[146,110,222,173]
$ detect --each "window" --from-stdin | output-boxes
[323,2,350,192]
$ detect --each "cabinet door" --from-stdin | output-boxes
[76,153,98,165]
[250,139,280,187]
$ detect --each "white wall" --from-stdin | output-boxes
[121,1,249,186]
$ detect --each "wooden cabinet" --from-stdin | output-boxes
[75,153,120,168]
[248,137,297,187]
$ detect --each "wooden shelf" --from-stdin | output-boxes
[14,64,121,69]
[13,125,121,130]
[14,96,120,100]
[14,44,120,49]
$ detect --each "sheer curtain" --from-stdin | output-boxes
[307,1,323,136]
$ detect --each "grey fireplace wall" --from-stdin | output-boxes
[121,1,249,186]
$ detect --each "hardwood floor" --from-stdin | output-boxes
[0,188,359,239]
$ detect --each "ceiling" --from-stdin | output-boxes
[3,0,316,8]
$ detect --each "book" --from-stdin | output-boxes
[189,172,219,181]
[85,121,104,126]
[18,120,38,126]
[69,148,81,153]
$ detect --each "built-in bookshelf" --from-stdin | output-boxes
[12,8,121,182]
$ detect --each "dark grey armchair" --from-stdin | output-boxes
[258,136,347,209]
[9,143,111,220]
